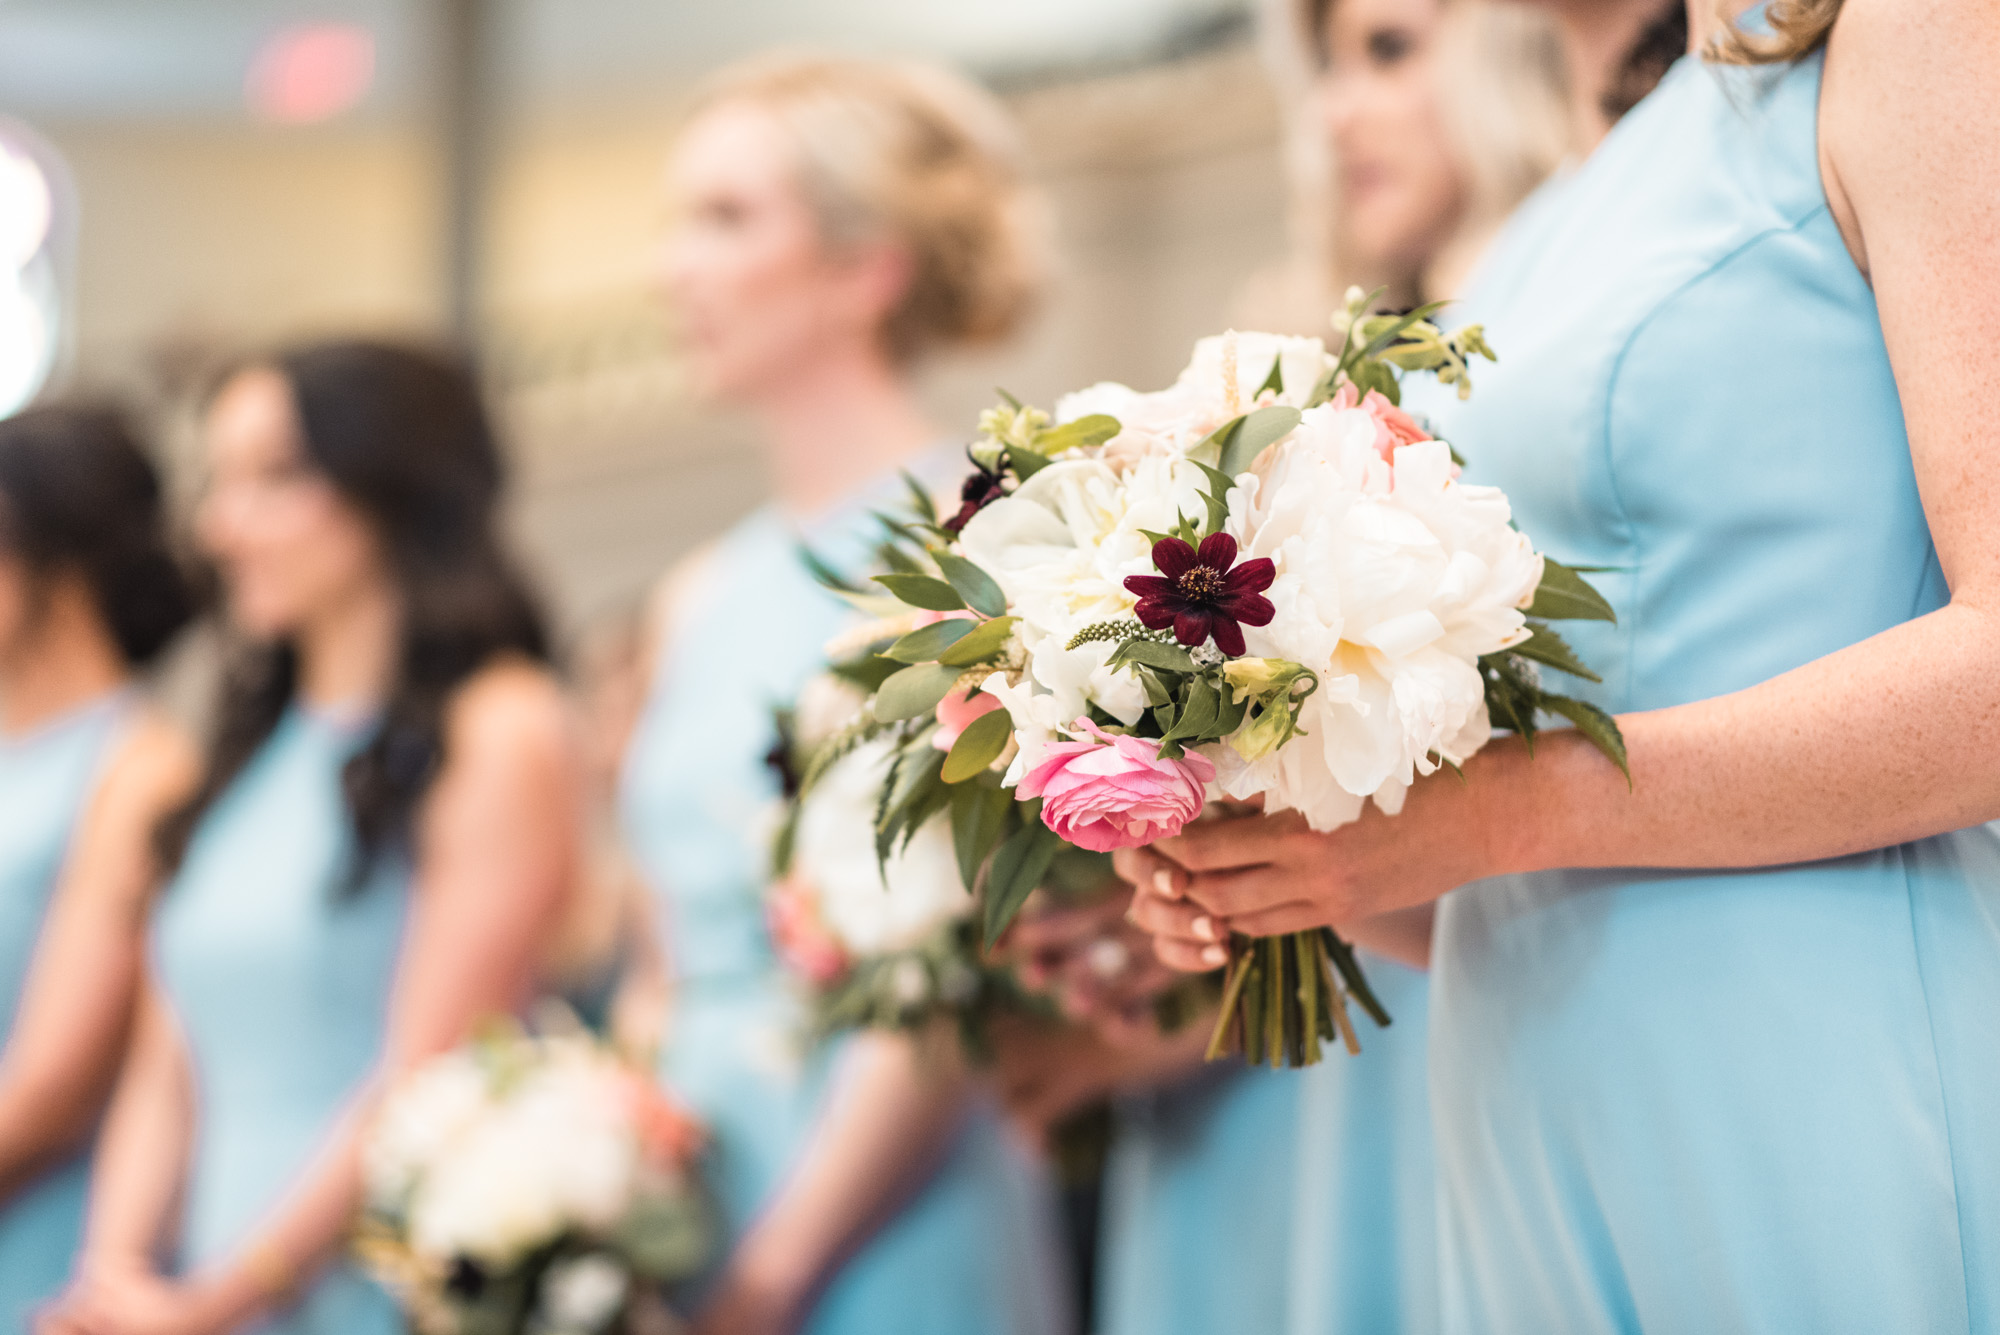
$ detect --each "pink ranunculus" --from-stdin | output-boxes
[766,876,849,986]
[1015,719,1214,852]
[933,687,1004,752]
[1332,382,1431,462]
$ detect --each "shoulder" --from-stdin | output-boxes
[636,540,724,680]
[1821,0,2000,271]
[96,709,200,821]
[441,657,574,777]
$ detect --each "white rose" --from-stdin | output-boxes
[536,1254,630,1334]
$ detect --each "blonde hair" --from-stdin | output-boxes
[1707,0,1842,64]
[687,54,1048,361]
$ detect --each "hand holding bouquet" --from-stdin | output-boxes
[807,289,1626,1067]
[358,1028,712,1335]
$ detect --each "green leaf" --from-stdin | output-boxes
[1010,447,1053,479]
[873,573,965,612]
[984,814,1063,947]
[950,783,1014,891]
[1192,460,1235,537]
[933,551,1008,618]
[829,652,902,694]
[798,543,862,594]
[1108,638,1198,675]
[1034,413,1120,456]
[874,662,963,722]
[1509,624,1602,682]
[1527,558,1617,623]
[1540,694,1631,786]
[1216,405,1302,478]
[1348,357,1400,405]
[938,616,1019,666]
[1255,354,1285,398]
[941,707,1013,783]
[1161,677,1221,744]
[899,470,938,525]
[878,541,927,576]
[884,618,976,664]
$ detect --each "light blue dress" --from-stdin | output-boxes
[154,707,406,1334]
[0,692,125,1329]
[620,478,1071,1335]
[1097,955,1436,1335]
[1420,51,1999,1333]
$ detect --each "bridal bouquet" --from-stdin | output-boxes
[810,289,1626,1067]
[357,1029,712,1335]
[768,663,1115,1055]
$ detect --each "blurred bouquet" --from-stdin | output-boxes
[767,670,1111,1054]
[814,288,1628,1068]
[357,1028,712,1335]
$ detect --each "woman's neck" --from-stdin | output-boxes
[0,583,128,737]
[295,579,401,714]
[1550,0,1688,151]
[751,340,938,521]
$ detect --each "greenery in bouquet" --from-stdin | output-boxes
[356,1027,713,1335]
[796,286,1629,1070]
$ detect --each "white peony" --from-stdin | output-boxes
[401,1045,640,1267]
[364,1050,490,1211]
[1217,404,1542,828]
[794,740,972,955]
[1178,331,1331,413]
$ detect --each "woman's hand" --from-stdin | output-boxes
[1115,769,1504,972]
[1002,889,1182,1042]
[988,1016,1210,1150]
[39,1264,259,1335]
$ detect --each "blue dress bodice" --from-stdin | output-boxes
[1419,52,1998,1334]
[153,707,407,1334]
[0,693,124,1327]
[620,470,1068,1335]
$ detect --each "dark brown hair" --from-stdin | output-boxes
[157,341,548,888]
[0,404,194,666]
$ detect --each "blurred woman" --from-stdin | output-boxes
[627,55,1068,1335]
[997,3,1577,1334]
[0,406,193,1328]
[1123,0,2000,1330]
[46,343,580,1334]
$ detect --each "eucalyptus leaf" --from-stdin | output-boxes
[1527,559,1617,623]
[1192,460,1235,537]
[885,618,975,664]
[798,543,862,594]
[941,707,1013,783]
[1034,413,1120,456]
[938,615,1019,666]
[1161,677,1220,744]
[1255,354,1285,398]
[1216,405,1303,478]
[874,662,964,722]
[983,816,1063,947]
[1509,624,1602,682]
[933,552,1009,618]
[874,573,965,612]
[899,470,938,524]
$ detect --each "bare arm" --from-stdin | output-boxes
[78,986,196,1278]
[64,662,583,1332]
[694,1031,974,1335]
[0,717,189,1201]
[1122,0,2000,961]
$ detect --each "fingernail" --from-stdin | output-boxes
[1153,869,1179,898]
[1192,915,1217,942]
[1201,945,1228,967]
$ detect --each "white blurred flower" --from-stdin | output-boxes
[793,740,971,954]
[365,1051,489,1210]
[536,1253,630,1334]
[1217,407,1542,828]
[793,673,867,749]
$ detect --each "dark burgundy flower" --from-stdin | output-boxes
[943,467,1007,534]
[1124,533,1275,657]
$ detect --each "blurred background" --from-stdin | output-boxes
[0,0,1324,635]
